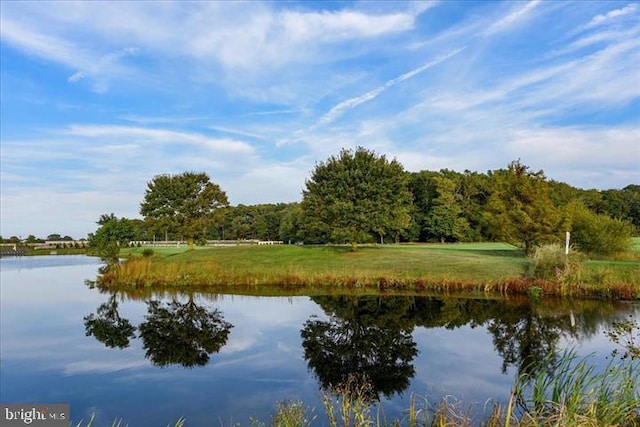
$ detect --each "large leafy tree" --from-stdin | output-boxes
[484,160,562,255]
[140,172,228,241]
[301,147,412,249]
[598,185,640,231]
[408,170,439,242]
[278,203,303,244]
[424,174,470,242]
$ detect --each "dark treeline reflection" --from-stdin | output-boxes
[301,295,624,400]
[84,288,628,388]
[84,294,232,368]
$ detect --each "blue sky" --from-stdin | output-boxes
[1,1,639,239]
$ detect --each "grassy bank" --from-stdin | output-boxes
[103,242,640,299]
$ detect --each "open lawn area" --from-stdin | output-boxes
[124,242,528,283]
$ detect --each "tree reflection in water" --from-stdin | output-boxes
[301,296,419,401]
[139,298,232,368]
[302,295,621,399]
[84,288,624,388]
[84,294,232,368]
[84,293,137,349]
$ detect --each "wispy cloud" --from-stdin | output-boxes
[120,115,206,125]
[209,125,268,141]
[584,3,639,29]
[64,125,254,153]
[1,16,141,93]
[548,26,640,59]
[0,17,91,70]
[242,109,302,117]
[484,0,542,36]
[314,47,465,128]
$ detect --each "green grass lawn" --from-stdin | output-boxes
[115,242,535,297]
[123,242,529,283]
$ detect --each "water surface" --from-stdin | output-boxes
[1,256,636,425]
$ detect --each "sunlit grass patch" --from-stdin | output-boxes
[109,243,528,290]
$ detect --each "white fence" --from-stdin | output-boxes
[129,240,284,247]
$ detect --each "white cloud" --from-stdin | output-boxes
[1,2,423,75]
[279,10,415,42]
[68,71,86,83]
[585,3,639,29]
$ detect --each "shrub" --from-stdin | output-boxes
[142,248,154,258]
[528,243,584,282]
[568,201,633,257]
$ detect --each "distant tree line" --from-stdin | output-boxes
[1,234,83,244]
[88,148,638,256]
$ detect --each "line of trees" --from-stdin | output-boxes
[89,148,638,256]
[0,234,80,244]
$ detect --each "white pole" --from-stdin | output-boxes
[565,231,570,256]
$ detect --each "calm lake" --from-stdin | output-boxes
[1,255,637,426]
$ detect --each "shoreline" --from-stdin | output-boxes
[96,243,639,300]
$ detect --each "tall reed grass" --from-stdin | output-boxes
[263,349,639,427]
[513,350,640,426]
[73,414,185,427]
[315,350,639,427]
